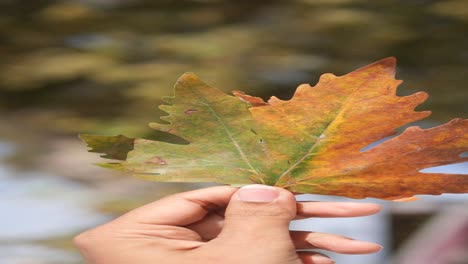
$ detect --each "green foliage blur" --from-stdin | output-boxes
[1,0,467,141]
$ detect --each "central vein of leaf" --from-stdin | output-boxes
[276,79,365,184]
[276,130,326,183]
[194,89,259,176]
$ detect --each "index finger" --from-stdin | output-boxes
[122,186,237,226]
[295,202,382,219]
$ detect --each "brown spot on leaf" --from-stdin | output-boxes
[232,90,268,106]
[145,156,168,165]
[184,109,197,115]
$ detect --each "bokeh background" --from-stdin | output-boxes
[0,0,467,263]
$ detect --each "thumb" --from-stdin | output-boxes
[219,184,296,242]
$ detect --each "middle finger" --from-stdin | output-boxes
[295,201,382,219]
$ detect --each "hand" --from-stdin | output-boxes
[74,185,382,264]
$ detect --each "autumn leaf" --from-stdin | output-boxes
[81,57,468,200]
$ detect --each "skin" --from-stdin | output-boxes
[74,185,383,264]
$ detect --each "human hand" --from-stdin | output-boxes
[74,185,382,264]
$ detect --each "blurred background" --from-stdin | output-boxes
[0,0,467,263]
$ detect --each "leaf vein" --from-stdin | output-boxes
[192,87,260,175]
[276,79,371,184]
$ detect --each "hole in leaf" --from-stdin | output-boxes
[420,161,468,175]
[360,121,440,152]
[360,135,396,152]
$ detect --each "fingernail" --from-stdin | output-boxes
[311,255,335,264]
[238,184,279,203]
[348,240,384,253]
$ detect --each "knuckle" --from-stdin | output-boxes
[227,203,293,219]
[73,226,106,249]
[73,231,92,248]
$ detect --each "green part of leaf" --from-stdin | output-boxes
[86,73,279,185]
[80,134,135,160]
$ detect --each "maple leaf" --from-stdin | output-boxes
[81,58,468,200]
